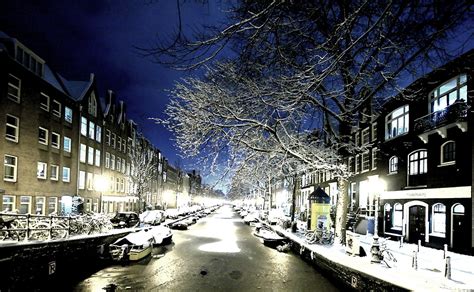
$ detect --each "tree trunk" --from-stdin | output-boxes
[335,177,349,244]
[290,175,297,222]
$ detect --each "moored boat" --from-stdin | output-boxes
[109,230,154,262]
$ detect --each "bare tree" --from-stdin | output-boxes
[150,0,473,241]
[129,134,159,212]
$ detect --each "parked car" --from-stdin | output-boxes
[110,212,140,228]
[165,208,179,219]
[140,210,166,226]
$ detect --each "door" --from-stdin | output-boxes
[452,204,467,252]
[409,205,425,244]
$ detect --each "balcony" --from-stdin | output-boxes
[414,101,468,143]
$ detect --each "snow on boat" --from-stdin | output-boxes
[109,230,154,261]
[146,226,173,246]
[253,225,287,248]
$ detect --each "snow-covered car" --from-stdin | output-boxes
[165,208,179,219]
[267,210,287,225]
[140,210,166,226]
[110,212,140,228]
[243,212,259,224]
[239,210,248,218]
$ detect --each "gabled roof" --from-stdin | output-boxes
[57,74,93,101]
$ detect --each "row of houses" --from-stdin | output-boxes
[0,32,202,215]
[253,50,473,255]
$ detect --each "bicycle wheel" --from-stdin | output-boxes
[382,250,397,268]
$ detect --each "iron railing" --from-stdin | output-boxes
[414,101,468,133]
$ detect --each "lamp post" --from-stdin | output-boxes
[369,176,385,264]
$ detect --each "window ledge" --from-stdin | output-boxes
[438,162,455,167]
[388,171,398,175]
[404,185,428,190]
[430,232,446,238]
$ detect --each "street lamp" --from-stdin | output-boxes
[368,175,385,264]
[95,175,109,213]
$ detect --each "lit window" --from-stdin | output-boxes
[371,148,378,170]
[37,162,47,179]
[80,144,87,163]
[89,121,95,140]
[111,154,115,170]
[81,117,87,136]
[432,203,446,236]
[35,197,45,215]
[105,152,110,168]
[453,203,464,214]
[87,172,94,190]
[7,74,21,102]
[79,171,86,189]
[51,132,60,149]
[50,165,59,180]
[430,74,467,113]
[106,130,111,146]
[441,141,455,165]
[6,114,19,142]
[95,149,101,167]
[389,156,398,174]
[48,197,57,215]
[63,136,71,152]
[40,93,49,111]
[64,106,73,123]
[38,127,48,145]
[409,150,427,175]
[62,167,71,182]
[88,146,94,165]
[4,155,18,182]
[393,203,403,228]
[96,125,102,143]
[361,152,370,172]
[52,100,61,117]
[385,105,409,140]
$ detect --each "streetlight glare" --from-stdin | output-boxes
[95,176,109,192]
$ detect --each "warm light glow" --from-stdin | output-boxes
[95,175,109,192]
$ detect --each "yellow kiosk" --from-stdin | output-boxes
[308,187,331,231]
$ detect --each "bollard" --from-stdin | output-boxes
[445,256,451,279]
[399,236,403,248]
[443,244,447,259]
[412,251,418,270]
[417,239,421,252]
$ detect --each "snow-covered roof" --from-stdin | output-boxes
[43,65,67,94]
[59,76,91,101]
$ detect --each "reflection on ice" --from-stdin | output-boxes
[198,240,241,253]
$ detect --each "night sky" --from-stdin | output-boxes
[0,0,224,172]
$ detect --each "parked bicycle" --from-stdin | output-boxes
[304,228,334,245]
[379,238,397,268]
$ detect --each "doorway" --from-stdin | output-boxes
[409,205,426,244]
[451,204,467,252]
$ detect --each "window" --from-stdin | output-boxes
[16,44,44,76]
[361,152,370,172]
[361,128,370,145]
[7,74,21,102]
[354,132,360,146]
[48,197,57,215]
[106,130,111,146]
[110,176,115,191]
[112,134,116,148]
[95,149,101,167]
[385,105,409,140]
[63,136,71,152]
[116,177,120,191]
[111,154,115,170]
[62,167,70,182]
[393,203,403,228]
[371,122,377,141]
[19,196,31,214]
[409,150,428,175]
[88,146,94,165]
[430,74,467,113]
[81,117,87,136]
[89,121,95,140]
[441,141,455,165]
[35,197,45,215]
[64,106,73,123]
[121,178,125,192]
[38,127,48,145]
[40,93,50,111]
[88,93,97,117]
[50,165,59,180]
[37,162,47,179]
[389,156,398,174]
[52,100,61,117]
[453,203,464,214]
[117,158,121,172]
[80,144,87,163]
[79,171,86,189]
[4,155,18,182]
[122,158,126,173]
[432,203,446,236]
[105,152,110,168]
[355,155,360,173]
[118,137,122,151]
[51,132,60,149]
[96,126,102,143]
[87,172,94,190]
[371,148,378,170]
[6,114,19,142]
[2,195,15,212]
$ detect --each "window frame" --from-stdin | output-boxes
[95,149,101,167]
[393,203,403,229]
[52,100,61,118]
[5,114,19,142]
[96,125,102,143]
[385,105,409,140]
[62,166,71,182]
[88,121,95,140]
[37,162,47,179]
[38,127,49,145]
[431,203,446,236]
[440,141,456,166]
[50,164,59,181]
[19,196,32,214]
[40,92,50,112]
[105,152,110,169]
[361,127,370,145]
[64,106,73,123]
[408,149,428,175]
[371,147,378,170]
[81,117,88,136]
[47,197,58,215]
[361,151,370,172]
[80,143,87,163]
[389,156,398,174]
[430,74,467,113]
[79,171,86,189]
[88,93,97,117]
[88,146,94,165]
[4,154,18,182]
[51,132,60,149]
[7,74,21,102]
[63,136,72,153]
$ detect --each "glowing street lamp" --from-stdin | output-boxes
[368,175,385,264]
[95,175,109,213]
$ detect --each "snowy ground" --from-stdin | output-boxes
[271,225,474,291]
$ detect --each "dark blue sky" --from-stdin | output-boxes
[0,0,224,169]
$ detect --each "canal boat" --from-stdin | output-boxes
[253,224,287,248]
[109,230,154,261]
[146,226,173,245]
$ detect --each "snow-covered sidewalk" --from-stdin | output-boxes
[271,225,474,291]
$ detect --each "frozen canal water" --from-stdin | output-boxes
[73,205,339,291]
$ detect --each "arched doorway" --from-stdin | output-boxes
[404,201,428,243]
[451,203,466,251]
